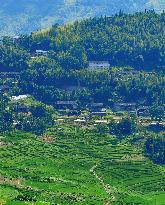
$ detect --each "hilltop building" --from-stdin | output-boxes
[35,50,48,57]
[88,61,110,69]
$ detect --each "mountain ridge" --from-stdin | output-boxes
[0,0,165,36]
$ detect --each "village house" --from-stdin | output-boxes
[145,71,155,76]
[137,106,150,117]
[91,111,107,117]
[67,110,81,116]
[54,101,78,110]
[113,103,137,114]
[13,120,21,128]
[117,70,140,76]
[11,95,28,101]
[148,122,165,132]
[35,50,48,57]
[94,120,108,124]
[74,119,86,124]
[65,117,79,122]
[88,61,110,69]
[89,102,105,112]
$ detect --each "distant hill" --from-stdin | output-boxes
[0,0,165,36]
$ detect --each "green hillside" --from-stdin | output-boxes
[0,8,165,204]
[0,12,165,106]
[0,124,165,204]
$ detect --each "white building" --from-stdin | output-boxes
[35,50,48,57]
[12,36,21,43]
[11,95,28,101]
[88,61,110,69]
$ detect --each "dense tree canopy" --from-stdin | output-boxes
[0,95,13,132]
[145,135,165,164]
[0,11,164,108]
[29,11,165,70]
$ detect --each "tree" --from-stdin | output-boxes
[26,57,64,86]
[150,105,164,121]
[57,45,87,70]
[0,111,13,132]
[109,118,136,137]
[0,45,30,72]
[96,124,109,134]
[0,95,13,132]
[145,135,165,164]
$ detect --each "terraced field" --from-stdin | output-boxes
[0,124,165,204]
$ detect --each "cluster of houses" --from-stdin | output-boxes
[0,38,161,122]
[52,101,106,115]
[52,100,154,119]
[7,96,164,130]
[53,100,165,130]
[113,103,151,117]
[0,90,162,128]
[8,96,160,123]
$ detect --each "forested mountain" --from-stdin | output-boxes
[27,11,165,70]
[1,11,164,108]
[0,0,165,36]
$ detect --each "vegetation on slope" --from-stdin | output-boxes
[0,12,164,203]
[0,12,164,108]
[0,124,165,204]
[29,11,165,70]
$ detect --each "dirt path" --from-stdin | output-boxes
[90,164,116,203]
[0,176,39,191]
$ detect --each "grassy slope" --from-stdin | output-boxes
[0,124,165,204]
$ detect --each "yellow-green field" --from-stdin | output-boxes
[0,124,165,204]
